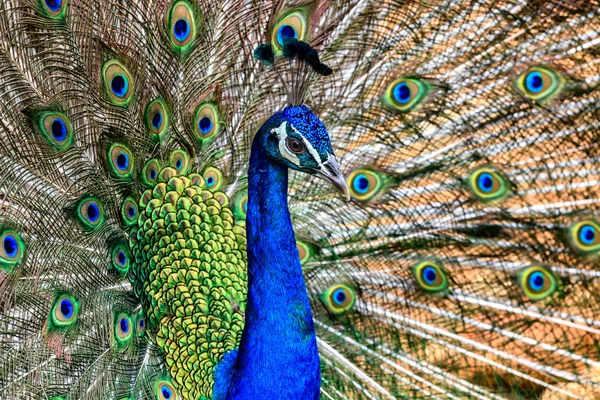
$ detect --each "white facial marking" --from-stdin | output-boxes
[271,121,324,168]
[272,121,300,166]
[289,124,323,169]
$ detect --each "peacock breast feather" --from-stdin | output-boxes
[128,166,247,399]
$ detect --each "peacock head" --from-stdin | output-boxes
[263,105,349,199]
[254,39,349,199]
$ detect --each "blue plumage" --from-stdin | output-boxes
[221,109,332,399]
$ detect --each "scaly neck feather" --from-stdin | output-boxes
[225,115,321,400]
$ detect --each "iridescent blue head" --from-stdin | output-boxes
[254,40,347,198]
[262,105,349,199]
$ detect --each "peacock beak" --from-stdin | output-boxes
[316,155,351,201]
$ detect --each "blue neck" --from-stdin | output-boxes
[225,115,320,400]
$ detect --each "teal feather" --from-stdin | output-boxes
[1,0,600,399]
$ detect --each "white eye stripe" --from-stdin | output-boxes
[289,124,323,169]
[272,121,300,166]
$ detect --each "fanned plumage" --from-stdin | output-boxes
[1,0,600,399]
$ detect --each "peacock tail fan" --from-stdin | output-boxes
[0,0,599,399]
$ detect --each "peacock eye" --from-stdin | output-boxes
[141,159,161,188]
[108,143,134,180]
[41,0,66,18]
[347,169,386,202]
[0,230,25,270]
[516,66,563,103]
[383,77,430,112]
[111,243,131,276]
[169,150,190,174]
[412,260,448,294]
[121,196,138,227]
[568,220,600,255]
[51,294,79,327]
[76,196,105,230]
[194,103,220,144]
[156,381,178,400]
[467,167,510,202]
[39,112,73,150]
[169,1,196,50]
[272,11,307,51]
[146,99,169,142]
[202,167,224,191]
[102,60,134,105]
[114,312,133,346]
[286,137,305,154]
[136,310,146,336]
[517,265,558,301]
[321,284,356,315]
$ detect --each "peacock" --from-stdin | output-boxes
[1,0,600,398]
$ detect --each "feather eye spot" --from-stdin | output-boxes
[51,294,79,327]
[412,260,448,294]
[517,265,558,301]
[169,1,196,50]
[45,0,62,11]
[569,220,600,255]
[111,244,131,276]
[156,381,177,400]
[152,112,163,129]
[121,197,138,227]
[102,60,134,105]
[60,299,73,319]
[467,167,510,202]
[135,310,146,336]
[277,25,297,46]
[76,197,105,230]
[141,159,161,187]
[120,317,129,333]
[194,103,220,143]
[0,230,24,268]
[173,18,190,42]
[421,266,438,285]
[111,75,128,97]
[271,11,307,52]
[198,117,212,134]
[393,82,411,104]
[321,284,356,315]
[516,66,563,103]
[41,0,66,17]
[525,71,544,93]
[476,173,494,193]
[384,78,430,112]
[169,150,191,174]
[87,204,99,221]
[51,119,68,141]
[3,236,17,258]
[579,224,596,245]
[162,386,173,399]
[347,169,386,202]
[352,173,370,194]
[39,112,73,150]
[114,313,133,345]
[146,99,169,142]
[332,288,347,306]
[202,167,224,191]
